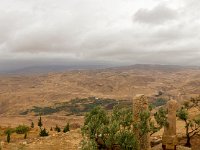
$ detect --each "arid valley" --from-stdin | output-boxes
[0,64,200,149]
[1,0,200,149]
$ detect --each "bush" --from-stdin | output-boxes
[38,116,43,128]
[39,128,49,137]
[15,125,30,134]
[54,125,61,132]
[31,122,34,128]
[81,139,98,150]
[7,132,11,143]
[4,128,14,143]
[81,106,137,150]
[15,125,30,139]
[81,105,166,150]
[177,106,200,147]
[63,123,70,133]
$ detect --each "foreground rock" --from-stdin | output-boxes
[152,144,191,150]
[133,94,151,150]
[162,99,178,150]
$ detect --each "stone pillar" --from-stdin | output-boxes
[162,99,178,150]
[133,94,151,150]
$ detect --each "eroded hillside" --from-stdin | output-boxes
[0,65,200,115]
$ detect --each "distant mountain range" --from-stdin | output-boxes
[0,64,199,75]
[0,64,111,75]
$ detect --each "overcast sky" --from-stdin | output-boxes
[0,0,200,71]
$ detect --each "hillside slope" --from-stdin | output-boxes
[0,64,200,115]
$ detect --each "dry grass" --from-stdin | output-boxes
[0,129,82,150]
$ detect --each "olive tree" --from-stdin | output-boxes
[81,106,166,150]
[177,106,200,147]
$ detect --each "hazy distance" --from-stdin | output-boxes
[0,0,200,72]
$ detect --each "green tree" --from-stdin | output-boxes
[63,123,70,133]
[38,115,43,128]
[55,125,61,132]
[39,128,49,137]
[82,106,109,140]
[31,122,34,128]
[150,107,168,136]
[81,105,166,150]
[81,139,98,150]
[81,106,137,150]
[15,125,30,134]
[4,128,13,143]
[7,132,11,143]
[108,107,136,149]
[177,106,200,147]
[15,125,30,139]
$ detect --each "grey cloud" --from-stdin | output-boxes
[0,0,200,71]
[87,48,200,66]
[134,4,177,24]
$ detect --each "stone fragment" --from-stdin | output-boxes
[162,99,178,150]
[133,94,151,150]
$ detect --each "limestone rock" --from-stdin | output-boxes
[133,94,151,150]
[162,99,178,150]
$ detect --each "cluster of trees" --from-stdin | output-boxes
[81,96,200,149]
[81,105,167,150]
[37,115,49,137]
[3,115,70,143]
[4,125,30,143]
[38,116,70,136]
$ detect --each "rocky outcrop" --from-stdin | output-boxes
[133,94,151,150]
[162,99,178,150]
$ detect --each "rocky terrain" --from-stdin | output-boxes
[0,64,200,149]
[0,64,200,116]
[0,128,82,150]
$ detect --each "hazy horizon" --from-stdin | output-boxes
[1,0,200,71]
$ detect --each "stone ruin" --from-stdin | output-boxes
[133,94,151,150]
[133,95,179,150]
[162,99,178,150]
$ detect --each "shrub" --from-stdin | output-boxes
[39,128,49,137]
[38,115,43,128]
[31,122,34,128]
[7,132,11,143]
[63,123,70,133]
[150,107,168,136]
[15,125,30,139]
[81,139,98,150]
[54,125,61,132]
[177,106,200,147]
[4,128,14,143]
[81,105,166,150]
[81,106,137,150]
[15,125,30,134]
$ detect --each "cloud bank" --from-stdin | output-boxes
[0,0,200,70]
